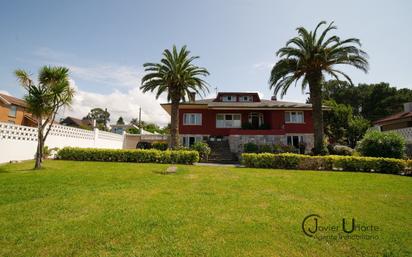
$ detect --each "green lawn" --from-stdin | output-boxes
[0,161,411,257]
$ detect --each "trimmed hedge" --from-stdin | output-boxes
[56,147,199,164]
[241,153,407,175]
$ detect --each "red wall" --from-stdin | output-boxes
[179,109,313,135]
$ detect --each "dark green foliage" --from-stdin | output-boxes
[259,144,273,153]
[357,130,406,159]
[324,100,353,144]
[347,116,370,148]
[242,153,406,174]
[127,127,141,134]
[56,147,199,164]
[141,45,209,148]
[152,142,168,151]
[244,143,259,153]
[136,142,152,149]
[15,66,74,169]
[190,141,211,161]
[85,108,110,131]
[116,117,125,125]
[269,21,368,155]
[323,80,412,121]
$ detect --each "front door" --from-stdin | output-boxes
[251,115,260,129]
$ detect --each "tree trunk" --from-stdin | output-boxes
[34,120,43,169]
[308,72,325,155]
[170,100,180,149]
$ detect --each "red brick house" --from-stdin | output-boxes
[161,92,315,154]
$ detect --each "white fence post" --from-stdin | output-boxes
[94,128,99,147]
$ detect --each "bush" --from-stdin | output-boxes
[244,142,259,153]
[136,141,152,149]
[56,147,199,164]
[280,144,299,153]
[259,144,273,153]
[357,130,405,159]
[241,153,406,174]
[152,142,168,151]
[191,141,211,161]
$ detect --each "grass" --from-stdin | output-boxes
[0,160,411,257]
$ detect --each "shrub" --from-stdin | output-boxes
[244,142,259,153]
[152,142,168,151]
[280,144,299,153]
[357,130,405,159]
[191,141,211,161]
[136,141,152,149]
[259,144,273,153]
[241,153,406,174]
[56,147,199,164]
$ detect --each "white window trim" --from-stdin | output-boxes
[285,111,305,124]
[216,113,242,128]
[221,95,237,102]
[183,113,202,126]
[239,95,253,102]
[8,105,17,118]
[286,135,305,146]
[181,135,203,147]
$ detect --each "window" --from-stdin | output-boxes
[221,95,237,102]
[216,113,241,128]
[9,105,17,117]
[239,95,253,102]
[287,135,304,148]
[183,113,202,125]
[182,136,203,147]
[285,111,304,123]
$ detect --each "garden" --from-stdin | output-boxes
[0,160,411,257]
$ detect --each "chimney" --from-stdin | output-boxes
[404,102,412,112]
[271,95,277,101]
[189,92,196,102]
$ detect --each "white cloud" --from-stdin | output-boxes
[0,90,11,96]
[253,62,274,70]
[30,47,170,126]
[68,64,142,88]
[60,79,170,126]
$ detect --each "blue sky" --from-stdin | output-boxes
[1,0,411,125]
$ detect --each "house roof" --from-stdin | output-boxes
[0,93,28,108]
[60,116,93,127]
[161,97,316,114]
[110,124,139,129]
[374,112,412,125]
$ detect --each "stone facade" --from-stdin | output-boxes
[228,134,314,154]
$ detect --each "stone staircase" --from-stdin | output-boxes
[206,140,237,164]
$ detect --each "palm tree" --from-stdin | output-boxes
[15,66,74,169]
[141,45,209,149]
[269,21,368,155]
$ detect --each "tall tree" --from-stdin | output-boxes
[323,80,412,121]
[85,108,110,130]
[269,21,368,154]
[141,45,209,148]
[117,116,125,125]
[15,66,74,169]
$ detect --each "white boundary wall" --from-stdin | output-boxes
[0,122,124,163]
